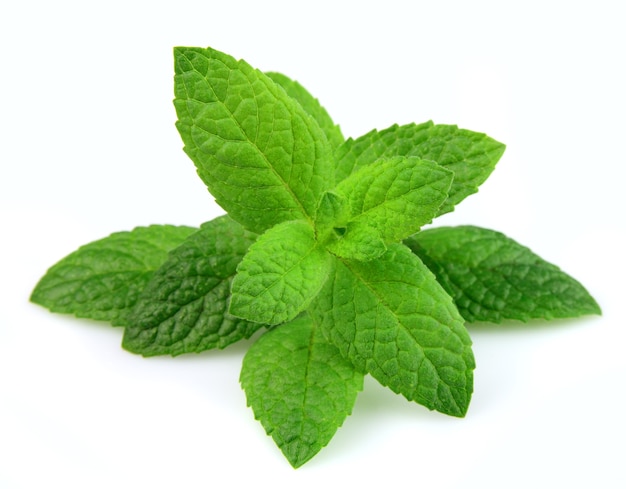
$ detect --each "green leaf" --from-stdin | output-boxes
[335,121,506,215]
[230,221,332,325]
[332,155,453,244]
[266,71,344,150]
[240,315,363,468]
[174,47,334,234]
[30,225,197,326]
[122,216,261,356]
[310,244,474,417]
[405,226,602,323]
[313,191,351,244]
[325,223,387,262]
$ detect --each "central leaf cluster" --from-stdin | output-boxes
[230,155,454,325]
[30,45,601,468]
[170,47,486,467]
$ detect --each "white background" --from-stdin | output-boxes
[1,1,624,487]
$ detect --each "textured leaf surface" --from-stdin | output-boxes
[240,315,363,468]
[335,121,505,215]
[310,245,474,417]
[230,221,332,325]
[326,223,387,262]
[122,216,260,356]
[333,156,453,245]
[30,225,197,326]
[313,191,350,243]
[174,47,334,233]
[405,226,602,323]
[266,71,344,150]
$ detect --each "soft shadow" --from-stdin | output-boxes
[466,314,601,335]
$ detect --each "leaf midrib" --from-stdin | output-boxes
[179,51,315,227]
[341,257,466,414]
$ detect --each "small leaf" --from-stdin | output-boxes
[335,121,505,215]
[405,226,602,322]
[310,245,474,417]
[314,191,350,244]
[30,225,197,326]
[326,222,387,262]
[240,315,363,468]
[122,216,261,356]
[266,71,344,150]
[230,221,332,325]
[333,156,453,243]
[174,47,334,233]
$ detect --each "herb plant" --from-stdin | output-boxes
[31,46,601,468]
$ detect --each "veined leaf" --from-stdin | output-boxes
[405,226,602,322]
[230,221,332,325]
[266,71,344,150]
[122,216,260,356]
[174,47,334,233]
[310,244,474,417]
[314,191,351,243]
[331,156,452,249]
[335,121,505,215]
[240,315,363,468]
[326,223,387,262]
[30,225,197,326]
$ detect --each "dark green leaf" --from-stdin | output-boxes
[405,226,602,322]
[122,216,260,356]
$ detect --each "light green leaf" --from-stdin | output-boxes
[313,191,351,243]
[230,220,331,325]
[240,315,363,468]
[335,121,506,215]
[325,222,387,262]
[122,216,261,356]
[310,244,474,417]
[266,71,344,150]
[333,156,453,244]
[174,47,334,233]
[30,225,197,326]
[405,226,602,323]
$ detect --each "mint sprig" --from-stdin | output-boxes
[30,46,601,468]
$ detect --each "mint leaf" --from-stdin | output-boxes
[230,221,332,325]
[240,314,363,468]
[174,47,334,233]
[335,121,506,215]
[310,244,474,417]
[122,216,260,356]
[31,45,602,468]
[326,223,387,262]
[333,155,453,244]
[30,225,197,326]
[266,71,344,150]
[405,226,602,323]
[314,191,351,243]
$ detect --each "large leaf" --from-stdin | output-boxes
[174,47,334,233]
[310,244,474,417]
[405,226,602,322]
